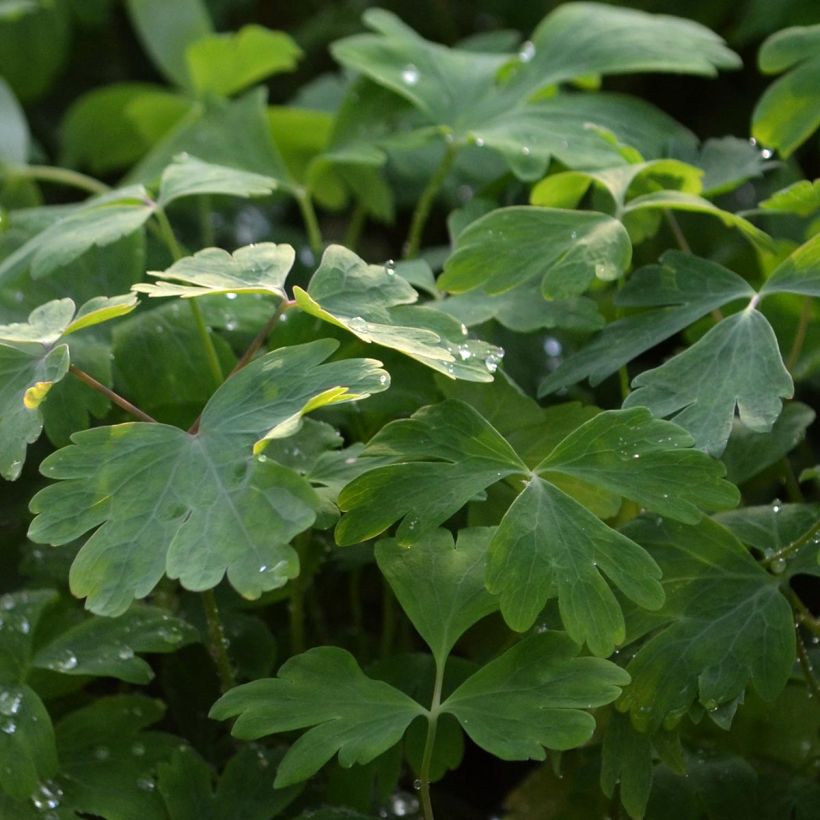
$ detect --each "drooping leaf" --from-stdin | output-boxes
[210,646,426,787]
[134,242,293,300]
[295,244,504,381]
[375,527,498,666]
[157,154,280,207]
[485,477,664,655]
[624,309,794,456]
[720,401,815,484]
[753,24,820,156]
[0,76,28,165]
[0,683,57,799]
[540,252,754,396]
[335,400,526,546]
[618,516,794,732]
[440,632,630,758]
[600,710,653,820]
[125,0,212,89]
[32,606,198,683]
[440,206,632,299]
[759,232,820,298]
[0,186,155,282]
[55,694,183,820]
[157,745,303,820]
[536,407,740,523]
[185,25,302,97]
[28,340,390,614]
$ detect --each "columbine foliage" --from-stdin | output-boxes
[0,2,818,819]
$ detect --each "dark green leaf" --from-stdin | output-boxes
[0,76,28,165]
[210,646,425,787]
[375,527,498,666]
[485,477,663,654]
[541,252,755,395]
[600,710,653,820]
[441,632,630,758]
[618,516,794,731]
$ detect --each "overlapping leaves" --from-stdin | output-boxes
[28,340,389,614]
[337,400,737,655]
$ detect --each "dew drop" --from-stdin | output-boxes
[225,292,238,300]
[94,745,110,761]
[117,646,134,661]
[378,373,389,386]
[131,742,145,757]
[760,147,774,159]
[384,259,396,276]
[136,777,156,792]
[401,64,420,86]
[258,564,268,573]
[518,40,536,63]
[521,145,531,156]
[49,650,78,672]
[459,323,468,336]
[474,136,485,148]
[348,316,368,332]
[0,691,22,716]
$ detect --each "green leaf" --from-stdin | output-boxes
[134,242,293,300]
[0,589,58,679]
[127,89,293,191]
[0,683,57,799]
[32,605,198,683]
[0,76,28,165]
[185,25,302,97]
[55,694,182,820]
[441,632,630,757]
[536,407,740,523]
[760,179,820,217]
[540,252,755,396]
[621,190,774,252]
[157,746,302,820]
[60,83,185,174]
[28,340,389,614]
[600,711,653,820]
[125,0,212,89]
[157,154,280,207]
[753,24,820,156]
[0,185,155,282]
[295,245,504,381]
[624,309,794,456]
[720,401,815,484]
[760,232,820,298]
[618,516,794,732]
[693,136,771,196]
[335,400,526,546]
[375,527,498,666]
[485,477,663,654]
[209,646,426,787]
[440,206,632,299]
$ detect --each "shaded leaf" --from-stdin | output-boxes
[485,477,664,654]
[618,516,794,732]
[0,76,28,165]
[210,647,425,787]
[375,527,498,666]
[540,252,755,396]
[336,400,526,546]
[760,232,820,298]
[441,632,630,757]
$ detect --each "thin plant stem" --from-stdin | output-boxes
[297,192,323,256]
[154,208,184,262]
[7,164,109,196]
[69,365,157,423]
[380,581,397,659]
[780,457,805,503]
[188,299,224,390]
[404,144,456,259]
[790,592,820,638]
[198,195,215,247]
[762,519,820,567]
[664,209,724,323]
[227,299,292,377]
[787,297,812,371]
[344,203,368,252]
[419,659,446,820]
[202,589,236,693]
[795,628,820,700]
